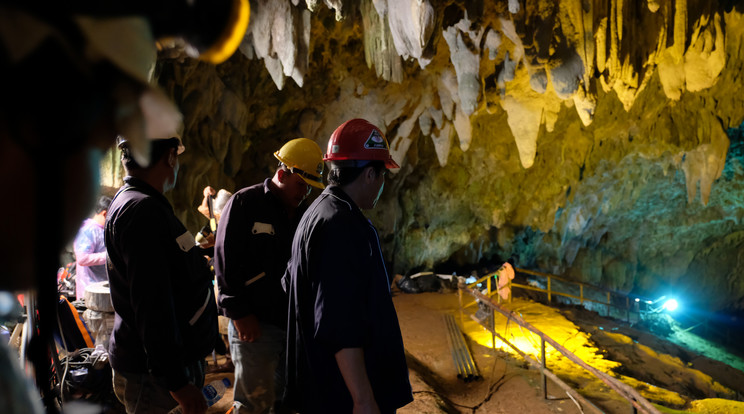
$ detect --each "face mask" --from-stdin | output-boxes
[372,181,384,208]
[164,157,179,192]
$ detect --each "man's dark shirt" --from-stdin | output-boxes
[214,179,303,328]
[105,177,218,391]
[284,185,413,413]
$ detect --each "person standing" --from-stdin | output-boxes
[106,135,218,414]
[73,195,112,301]
[284,119,413,414]
[214,138,325,413]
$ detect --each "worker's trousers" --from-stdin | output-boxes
[229,320,286,414]
[112,359,205,413]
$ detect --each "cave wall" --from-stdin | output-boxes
[102,0,744,313]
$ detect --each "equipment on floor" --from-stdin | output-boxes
[82,281,115,348]
[56,296,94,352]
[444,313,480,382]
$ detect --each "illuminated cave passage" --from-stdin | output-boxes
[97,1,744,411]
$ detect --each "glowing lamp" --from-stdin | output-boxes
[662,299,678,312]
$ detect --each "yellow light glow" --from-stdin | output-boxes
[200,0,250,64]
[454,296,730,410]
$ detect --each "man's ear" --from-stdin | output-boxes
[277,168,288,183]
[364,166,377,182]
[167,148,177,168]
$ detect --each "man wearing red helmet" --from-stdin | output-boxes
[283,119,413,413]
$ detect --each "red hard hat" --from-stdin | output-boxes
[323,119,400,169]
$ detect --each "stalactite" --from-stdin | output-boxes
[580,0,595,87]
[679,113,729,205]
[673,0,688,61]
[443,15,483,116]
[235,0,729,174]
[291,8,311,87]
[595,16,608,74]
[431,122,452,167]
[608,0,620,90]
[684,12,726,93]
[454,108,472,152]
[361,0,403,83]
[386,0,437,68]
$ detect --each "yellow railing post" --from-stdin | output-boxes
[510,267,649,329]
[486,274,495,348]
[606,292,611,317]
[508,278,513,303]
[541,338,547,399]
[626,296,630,323]
[458,284,463,325]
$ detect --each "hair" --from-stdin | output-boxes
[327,160,385,186]
[95,195,113,214]
[214,189,233,214]
[121,138,180,171]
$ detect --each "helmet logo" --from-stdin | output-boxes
[332,144,340,153]
[364,130,387,150]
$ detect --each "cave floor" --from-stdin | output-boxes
[201,289,744,414]
[392,290,744,414]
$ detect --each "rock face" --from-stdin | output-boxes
[105,1,744,314]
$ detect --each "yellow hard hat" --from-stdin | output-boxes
[274,138,325,189]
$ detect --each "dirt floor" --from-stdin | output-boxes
[199,288,744,414]
[393,291,590,414]
[53,274,744,413]
[391,289,744,414]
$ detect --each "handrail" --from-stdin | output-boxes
[465,267,639,323]
[460,285,662,414]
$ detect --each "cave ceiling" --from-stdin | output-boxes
[102,0,744,313]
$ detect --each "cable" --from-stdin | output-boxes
[56,311,70,405]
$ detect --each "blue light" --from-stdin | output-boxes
[662,299,679,312]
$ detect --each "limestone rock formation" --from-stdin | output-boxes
[100,0,744,315]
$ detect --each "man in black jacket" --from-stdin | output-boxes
[214,138,324,413]
[106,135,218,414]
[284,119,413,413]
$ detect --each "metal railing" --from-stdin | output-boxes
[469,267,642,323]
[458,272,662,414]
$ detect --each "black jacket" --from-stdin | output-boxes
[105,177,218,391]
[214,179,303,328]
[284,185,413,413]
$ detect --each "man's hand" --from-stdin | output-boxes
[197,232,215,249]
[353,400,381,414]
[233,314,261,342]
[198,186,217,219]
[170,383,207,414]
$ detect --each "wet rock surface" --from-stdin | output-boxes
[101,1,744,314]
